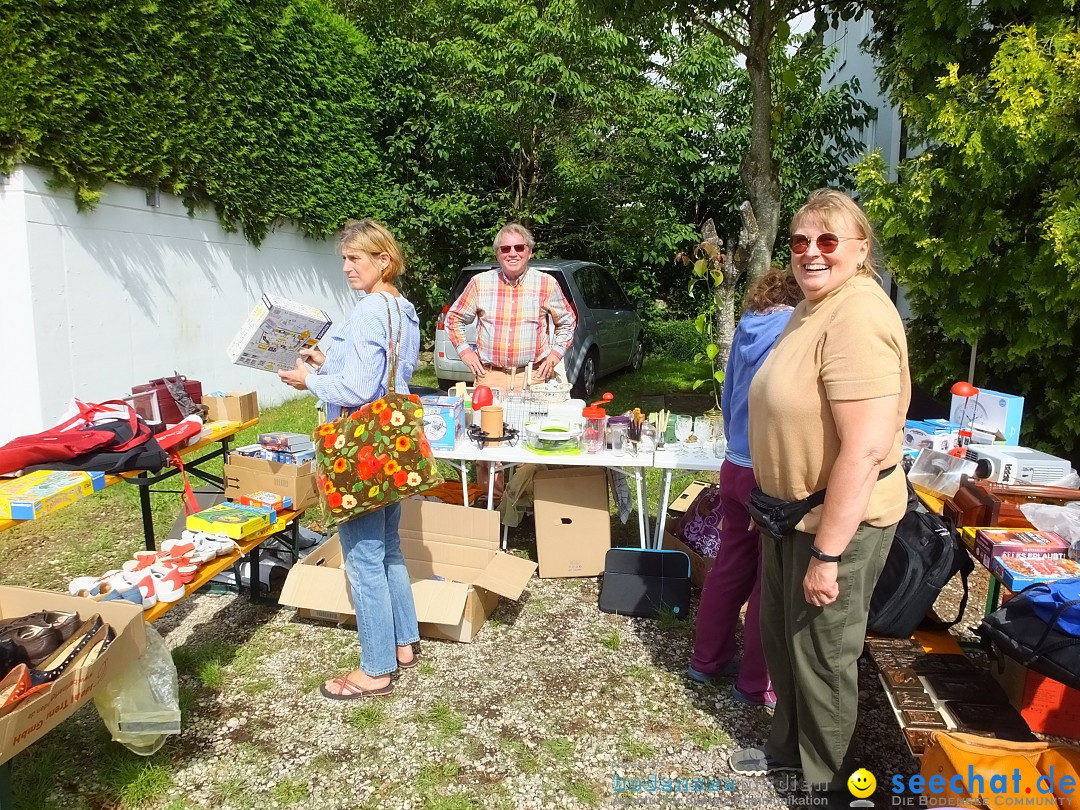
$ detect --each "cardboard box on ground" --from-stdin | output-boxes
[223,452,318,512]
[660,480,715,588]
[279,500,536,642]
[532,467,611,578]
[204,391,259,424]
[0,587,146,764]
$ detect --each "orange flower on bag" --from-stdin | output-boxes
[394,470,409,487]
[358,456,380,480]
[322,478,336,495]
[370,399,387,414]
[384,459,401,475]
[318,424,336,436]
[379,408,394,427]
[332,457,348,474]
[323,433,338,450]
[327,491,343,509]
[359,445,374,459]
[395,435,412,452]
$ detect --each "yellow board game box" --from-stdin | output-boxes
[186,502,272,539]
[0,470,108,520]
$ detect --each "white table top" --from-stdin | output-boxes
[652,445,725,472]
[435,438,653,468]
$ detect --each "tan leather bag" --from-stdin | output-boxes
[921,731,1080,809]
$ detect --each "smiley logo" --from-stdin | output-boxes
[847,768,876,799]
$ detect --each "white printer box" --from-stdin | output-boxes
[227,294,332,373]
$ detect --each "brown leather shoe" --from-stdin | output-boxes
[0,625,61,667]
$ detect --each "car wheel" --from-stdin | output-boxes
[572,350,598,400]
[437,378,458,393]
[629,336,644,371]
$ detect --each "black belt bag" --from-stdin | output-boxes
[749,465,896,539]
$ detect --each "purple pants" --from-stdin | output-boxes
[689,460,774,703]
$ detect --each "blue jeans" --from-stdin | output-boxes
[337,502,420,677]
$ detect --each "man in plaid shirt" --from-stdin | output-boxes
[446,222,576,395]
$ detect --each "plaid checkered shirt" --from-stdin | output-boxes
[446,268,576,369]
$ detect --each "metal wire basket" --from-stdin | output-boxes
[527,381,572,405]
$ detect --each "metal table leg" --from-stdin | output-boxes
[632,469,648,549]
[653,470,673,548]
[138,473,155,551]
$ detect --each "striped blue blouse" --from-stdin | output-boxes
[306,291,421,421]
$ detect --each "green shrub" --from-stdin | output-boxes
[644,319,701,362]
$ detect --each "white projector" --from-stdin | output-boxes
[965,445,1073,485]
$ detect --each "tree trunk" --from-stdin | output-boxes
[740,0,781,283]
[701,219,740,402]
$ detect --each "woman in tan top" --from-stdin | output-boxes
[728,190,910,804]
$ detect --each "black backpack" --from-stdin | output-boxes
[866,484,974,637]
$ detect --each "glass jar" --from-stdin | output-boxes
[639,423,657,453]
[584,416,606,454]
[606,422,627,456]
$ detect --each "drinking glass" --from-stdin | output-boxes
[673,415,693,451]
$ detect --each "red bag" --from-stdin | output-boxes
[131,376,202,425]
[0,400,148,476]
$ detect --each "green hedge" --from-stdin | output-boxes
[0,0,385,242]
[644,319,701,362]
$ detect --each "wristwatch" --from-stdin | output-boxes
[809,545,841,563]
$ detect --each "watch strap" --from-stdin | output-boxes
[809,545,841,563]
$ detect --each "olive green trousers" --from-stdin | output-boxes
[760,522,896,790]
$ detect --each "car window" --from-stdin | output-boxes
[597,268,632,309]
[575,266,608,310]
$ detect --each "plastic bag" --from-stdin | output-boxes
[1020,501,1080,560]
[94,624,181,756]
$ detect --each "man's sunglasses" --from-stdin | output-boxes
[789,233,863,255]
[498,243,529,255]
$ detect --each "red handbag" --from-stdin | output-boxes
[0,400,149,476]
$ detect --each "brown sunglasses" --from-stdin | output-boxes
[789,233,863,254]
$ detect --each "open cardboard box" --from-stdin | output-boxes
[662,480,715,588]
[532,467,611,578]
[204,391,259,424]
[223,452,318,512]
[279,499,536,642]
[0,587,146,764]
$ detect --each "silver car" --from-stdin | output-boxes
[433,259,645,399]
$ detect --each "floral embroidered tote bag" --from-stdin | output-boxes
[314,294,442,531]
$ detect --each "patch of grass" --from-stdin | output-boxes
[241,676,273,695]
[599,630,621,650]
[171,640,238,679]
[416,761,460,792]
[423,699,465,737]
[199,660,225,689]
[567,779,600,806]
[689,726,731,751]
[164,799,191,810]
[625,664,653,683]
[12,740,71,810]
[655,605,691,632]
[541,736,573,763]
[418,661,437,677]
[502,737,539,775]
[302,673,326,692]
[620,737,656,760]
[347,702,386,732]
[271,777,310,804]
[101,751,172,809]
[212,778,249,803]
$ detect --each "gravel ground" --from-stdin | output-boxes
[8,531,996,810]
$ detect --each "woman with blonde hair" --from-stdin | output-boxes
[729,190,909,806]
[279,218,422,699]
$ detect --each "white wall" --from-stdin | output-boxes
[0,165,359,444]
